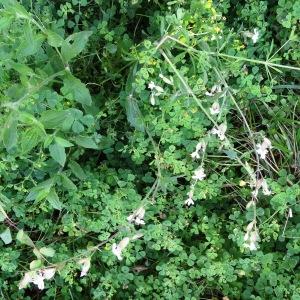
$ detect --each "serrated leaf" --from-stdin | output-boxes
[16,229,34,247]
[61,74,92,106]
[73,135,98,149]
[49,143,66,167]
[0,228,12,244]
[20,127,43,154]
[61,31,92,62]
[60,174,77,191]
[40,110,72,129]
[39,247,55,257]
[68,160,86,180]
[46,189,63,210]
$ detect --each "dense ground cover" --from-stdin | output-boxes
[0,0,299,299]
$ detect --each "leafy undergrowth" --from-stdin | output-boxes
[0,0,299,299]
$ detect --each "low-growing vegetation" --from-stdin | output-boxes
[0,0,299,299]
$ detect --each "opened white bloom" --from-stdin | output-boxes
[243,220,260,251]
[79,257,91,277]
[185,197,194,206]
[256,137,272,160]
[192,168,206,181]
[252,28,259,43]
[148,81,164,105]
[148,81,156,90]
[19,268,56,290]
[210,102,220,115]
[211,123,227,140]
[191,141,206,160]
[127,207,145,226]
[112,237,130,261]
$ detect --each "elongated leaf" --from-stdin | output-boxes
[49,143,66,167]
[55,136,73,148]
[25,179,53,202]
[125,95,145,132]
[2,114,18,151]
[0,228,12,245]
[68,160,86,180]
[47,189,63,210]
[73,135,98,149]
[61,74,92,106]
[60,174,77,191]
[16,229,34,247]
[61,31,93,62]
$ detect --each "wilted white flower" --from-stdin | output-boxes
[192,168,206,181]
[256,137,272,160]
[79,258,91,277]
[159,73,173,85]
[243,220,260,251]
[261,179,271,196]
[112,237,130,261]
[191,141,206,160]
[211,123,227,140]
[127,207,145,226]
[288,208,293,218]
[19,268,56,290]
[252,28,259,43]
[210,102,220,115]
[185,197,194,206]
[205,84,222,96]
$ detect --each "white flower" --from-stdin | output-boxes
[210,102,220,115]
[205,84,222,96]
[127,207,145,226]
[192,168,206,181]
[159,73,173,85]
[256,137,272,160]
[112,237,130,261]
[211,123,227,140]
[288,208,293,218]
[252,28,259,43]
[148,81,156,90]
[79,258,91,277]
[185,197,194,206]
[191,141,206,160]
[261,179,271,196]
[243,221,260,251]
[19,268,56,290]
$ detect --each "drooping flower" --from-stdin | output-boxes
[148,81,164,105]
[256,137,272,160]
[243,220,260,251]
[78,257,91,277]
[127,207,145,226]
[192,168,206,181]
[185,197,194,206]
[19,268,56,290]
[252,28,259,43]
[288,208,293,218]
[261,179,271,196]
[205,84,222,96]
[211,123,227,140]
[191,141,206,160]
[210,102,220,115]
[252,178,272,198]
[112,237,130,261]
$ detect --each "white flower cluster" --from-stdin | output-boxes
[211,123,227,141]
[243,220,260,251]
[256,137,272,160]
[19,268,56,290]
[148,81,164,105]
[127,206,145,225]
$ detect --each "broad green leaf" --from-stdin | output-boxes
[61,31,93,62]
[20,127,43,154]
[39,247,55,257]
[49,143,66,167]
[29,259,42,270]
[25,179,53,202]
[55,136,74,148]
[40,110,72,129]
[125,95,145,132]
[16,229,34,247]
[61,74,92,106]
[68,160,86,180]
[73,135,98,149]
[47,189,63,210]
[46,29,64,47]
[60,174,77,191]
[0,228,12,244]
[2,114,18,151]
[10,62,34,76]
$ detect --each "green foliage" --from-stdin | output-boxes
[0,0,299,299]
